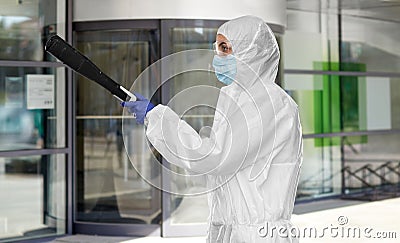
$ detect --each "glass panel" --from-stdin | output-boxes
[298,133,400,201]
[171,27,217,52]
[297,138,342,200]
[75,29,161,224]
[165,26,284,226]
[0,0,66,61]
[342,133,400,200]
[0,67,66,151]
[166,27,219,225]
[0,154,66,241]
[390,78,400,130]
[283,10,339,70]
[284,74,398,135]
[341,15,400,73]
[285,4,400,74]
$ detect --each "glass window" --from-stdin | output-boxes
[0,154,66,241]
[341,15,400,74]
[284,6,400,74]
[74,29,161,224]
[171,27,218,52]
[0,67,66,151]
[342,133,400,200]
[0,1,67,242]
[297,133,400,201]
[297,137,342,200]
[284,72,400,201]
[284,74,398,135]
[283,10,340,71]
[164,25,284,229]
[165,27,219,227]
[0,0,65,61]
[390,78,400,130]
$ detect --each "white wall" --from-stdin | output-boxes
[73,0,286,27]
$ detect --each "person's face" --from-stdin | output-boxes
[213,34,233,56]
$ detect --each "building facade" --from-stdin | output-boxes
[0,0,399,242]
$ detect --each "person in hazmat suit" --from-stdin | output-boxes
[122,15,303,243]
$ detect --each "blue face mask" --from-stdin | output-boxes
[212,54,237,86]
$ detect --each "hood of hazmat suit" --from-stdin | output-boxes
[145,15,303,242]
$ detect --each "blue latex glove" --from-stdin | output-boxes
[121,93,155,124]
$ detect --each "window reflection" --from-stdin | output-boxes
[341,15,400,73]
[0,154,66,241]
[0,0,60,61]
[285,74,399,135]
[342,133,400,200]
[285,73,400,200]
[0,67,66,151]
[167,27,219,225]
[75,29,161,224]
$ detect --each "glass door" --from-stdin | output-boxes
[73,21,161,235]
[160,19,224,237]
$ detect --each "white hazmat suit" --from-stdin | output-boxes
[145,15,303,242]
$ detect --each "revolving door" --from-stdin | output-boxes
[73,19,224,236]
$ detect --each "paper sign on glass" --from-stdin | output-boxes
[26,74,55,110]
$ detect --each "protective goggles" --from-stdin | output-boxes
[212,41,233,56]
